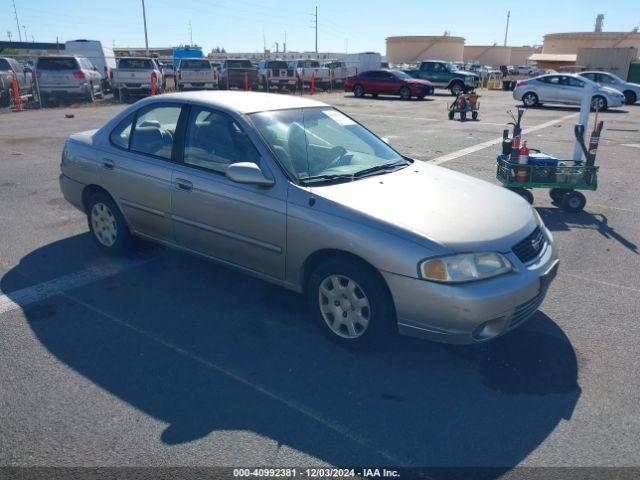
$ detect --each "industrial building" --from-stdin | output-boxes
[386,35,465,64]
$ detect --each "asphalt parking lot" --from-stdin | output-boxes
[1,89,639,473]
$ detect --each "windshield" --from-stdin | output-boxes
[267,61,288,69]
[249,107,407,183]
[37,57,79,70]
[227,60,252,68]
[180,59,211,69]
[392,70,412,80]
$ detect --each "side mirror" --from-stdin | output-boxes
[226,162,274,187]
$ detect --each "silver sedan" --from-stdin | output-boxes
[59,91,558,347]
[579,71,640,105]
[513,73,625,110]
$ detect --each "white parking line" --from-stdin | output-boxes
[0,258,149,315]
[429,113,577,165]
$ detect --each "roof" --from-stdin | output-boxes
[158,91,328,113]
[529,53,577,63]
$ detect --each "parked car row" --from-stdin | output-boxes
[0,56,34,107]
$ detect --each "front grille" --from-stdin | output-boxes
[512,226,546,264]
[509,291,545,329]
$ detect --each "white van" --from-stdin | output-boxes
[343,52,382,74]
[65,40,117,91]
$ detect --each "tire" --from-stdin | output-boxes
[472,111,478,121]
[84,83,95,103]
[450,81,464,96]
[560,191,586,212]
[399,86,411,100]
[86,191,132,256]
[549,188,566,204]
[522,92,538,108]
[448,110,454,120]
[623,90,637,105]
[460,110,467,122]
[417,94,426,100]
[509,187,534,204]
[353,84,364,98]
[591,95,607,111]
[372,93,378,98]
[307,258,396,349]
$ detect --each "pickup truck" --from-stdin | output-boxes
[257,60,296,91]
[0,57,33,107]
[112,57,163,100]
[403,60,479,95]
[176,58,218,91]
[219,59,258,90]
[320,60,357,88]
[289,60,330,90]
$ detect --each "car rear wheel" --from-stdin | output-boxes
[522,92,538,108]
[399,86,411,100]
[307,258,395,349]
[84,84,95,103]
[353,84,364,98]
[591,95,607,111]
[623,90,636,105]
[87,192,132,256]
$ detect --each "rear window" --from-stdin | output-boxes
[118,58,154,69]
[180,59,211,69]
[266,61,288,69]
[37,57,78,70]
[0,59,11,70]
[307,61,320,68]
[226,60,252,68]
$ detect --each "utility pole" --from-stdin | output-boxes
[284,31,287,54]
[314,6,318,54]
[141,0,150,55]
[12,0,22,42]
[503,10,510,47]
[22,25,27,43]
[7,31,12,42]
[189,20,193,45]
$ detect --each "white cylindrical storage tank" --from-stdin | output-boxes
[386,36,465,64]
[543,32,640,54]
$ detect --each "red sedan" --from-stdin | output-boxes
[344,69,434,100]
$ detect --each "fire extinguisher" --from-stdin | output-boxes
[516,141,530,183]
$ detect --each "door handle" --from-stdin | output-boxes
[175,178,193,191]
[102,159,115,170]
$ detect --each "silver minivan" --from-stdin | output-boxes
[59,91,558,348]
[35,55,104,102]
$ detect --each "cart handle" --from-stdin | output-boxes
[574,124,589,161]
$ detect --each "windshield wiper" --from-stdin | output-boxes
[352,161,409,178]
[300,173,356,185]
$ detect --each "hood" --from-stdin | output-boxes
[457,70,479,79]
[599,86,625,97]
[310,162,537,253]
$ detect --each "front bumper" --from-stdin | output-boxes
[384,229,559,344]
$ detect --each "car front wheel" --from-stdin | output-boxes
[87,192,132,256]
[399,86,411,100]
[353,84,364,97]
[591,95,607,111]
[623,90,637,105]
[307,258,395,348]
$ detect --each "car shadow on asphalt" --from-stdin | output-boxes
[514,105,629,114]
[1,233,581,471]
[538,207,638,254]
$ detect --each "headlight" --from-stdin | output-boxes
[419,252,513,283]
[531,206,542,227]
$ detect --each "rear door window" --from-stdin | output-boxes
[130,105,182,160]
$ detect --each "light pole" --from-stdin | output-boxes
[141,0,149,55]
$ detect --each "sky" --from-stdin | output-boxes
[3,0,639,54]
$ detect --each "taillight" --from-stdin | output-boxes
[104,66,108,73]
[72,70,85,79]
[178,70,181,80]
[109,70,113,79]
[213,69,217,81]
[516,81,526,87]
